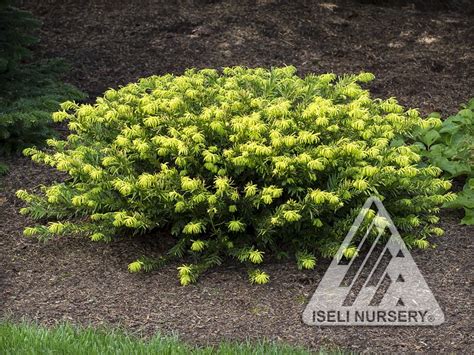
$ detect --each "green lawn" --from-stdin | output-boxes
[0,321,343,355]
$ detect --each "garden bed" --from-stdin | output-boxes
[1,0,473,352]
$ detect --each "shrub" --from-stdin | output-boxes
[413,99,474,225]
[17,67,453,284]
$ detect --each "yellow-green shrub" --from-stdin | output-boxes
[17,67,453,285]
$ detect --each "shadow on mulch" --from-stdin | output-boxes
[18,0,474,116]
[1,0,473,352]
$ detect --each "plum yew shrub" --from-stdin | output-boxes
[17,67,453,285]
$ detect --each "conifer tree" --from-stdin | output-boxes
[0,0,84,173]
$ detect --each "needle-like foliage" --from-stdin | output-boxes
[17,67,453,284]
[0,0,84,158]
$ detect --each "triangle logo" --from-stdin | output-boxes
[303,196,445,326]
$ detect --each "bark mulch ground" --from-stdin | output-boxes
[1,0,473,352]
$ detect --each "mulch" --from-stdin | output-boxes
[1,0,473,352]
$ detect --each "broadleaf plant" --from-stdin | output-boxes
[17,67,454,285]
[413,99,474,225]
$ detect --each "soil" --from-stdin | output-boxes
[2,0,473,352]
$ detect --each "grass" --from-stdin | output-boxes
[0,321,344,355]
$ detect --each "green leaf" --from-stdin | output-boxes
[461,208,474,225]
[467,98,474,110]
[468,178,474,189]
[432,157,470,178]
[420,130,441,148]
[389,137,405,147]
[459,108,474,120]
[444,189,474,209]
[438,121,460,135]
[427,112,441,118]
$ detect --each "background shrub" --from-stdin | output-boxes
[17,67,453,284]
[0,0,84,159]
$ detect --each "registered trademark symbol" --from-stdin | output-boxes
[427,315,435,322]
